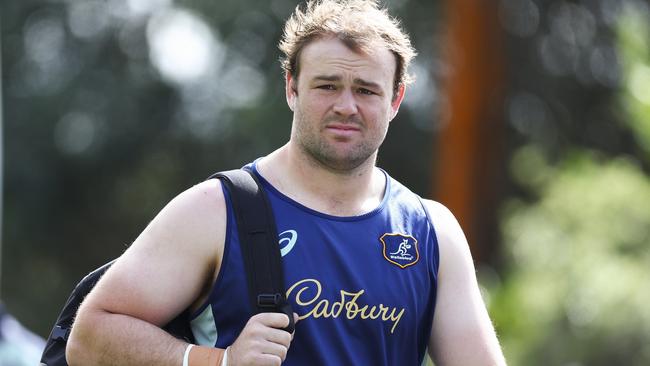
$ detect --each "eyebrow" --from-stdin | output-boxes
[313,75,340,82]
[312,75,383,91]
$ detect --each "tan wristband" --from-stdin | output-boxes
[188,345,225,366]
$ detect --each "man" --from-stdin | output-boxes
[67,0,507,365]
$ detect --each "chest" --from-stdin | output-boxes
[275,211,435,335]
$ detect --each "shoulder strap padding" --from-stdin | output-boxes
[208,168,294,333]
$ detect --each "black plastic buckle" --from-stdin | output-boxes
[257,293,282,308]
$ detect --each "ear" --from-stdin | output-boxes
[286,73,297,111]
[389,83,406,121]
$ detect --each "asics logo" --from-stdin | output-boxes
[279,230,297,257]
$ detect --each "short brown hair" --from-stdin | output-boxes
[279,0,416,96]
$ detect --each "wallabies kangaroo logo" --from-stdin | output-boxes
[389,239,414,260]
[380,233,419,269]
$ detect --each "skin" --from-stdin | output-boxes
[425,200,507,365]
[259,36,404,215]
[66,36,506,366]
[289,38,399,173]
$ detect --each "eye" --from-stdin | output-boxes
[317,84,336,90]
[357,88,376,95]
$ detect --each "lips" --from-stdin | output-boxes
[326,123,361,132]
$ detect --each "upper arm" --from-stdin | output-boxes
[79,178,227,326]
[424,200,506,366]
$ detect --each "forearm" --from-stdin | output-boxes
[67,309,186,365]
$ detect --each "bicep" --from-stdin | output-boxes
[425,200,505,366]
[80,179,227,326]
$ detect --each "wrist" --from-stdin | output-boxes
[185,344,226,366]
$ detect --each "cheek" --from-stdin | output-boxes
[367,102,394,124]
[304,98,331,119]
[305,98,324,110]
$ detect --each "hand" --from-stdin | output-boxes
[227,312,299,366]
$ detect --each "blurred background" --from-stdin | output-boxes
[1,0,650,364]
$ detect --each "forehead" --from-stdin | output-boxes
[298,37,396,86]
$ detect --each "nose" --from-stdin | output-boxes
[332,89,358,116]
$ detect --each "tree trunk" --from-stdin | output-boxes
[434,0,506,263]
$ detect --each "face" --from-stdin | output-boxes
[286,36,405,172]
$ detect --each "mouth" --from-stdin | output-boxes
[325,123,361,132]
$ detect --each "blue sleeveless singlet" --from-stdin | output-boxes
[190,163,439,365]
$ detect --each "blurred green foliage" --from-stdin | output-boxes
[618,2,650,156]
[490,3,650,365]
[494,148,650,365]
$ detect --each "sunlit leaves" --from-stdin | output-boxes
[617,2,650,156]
[496,151,650,365]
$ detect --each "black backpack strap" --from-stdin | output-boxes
[209,168,294,333]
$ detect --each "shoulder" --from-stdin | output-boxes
[124,176,230,268]
[134,178,228,249]
[155,178,228,252]
[420,199,460,235]
[169,178,227,216]
[116,176,232,281]
[419,199,473,272]
[157,176,228,225]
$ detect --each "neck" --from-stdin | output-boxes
[257,143,385,216]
